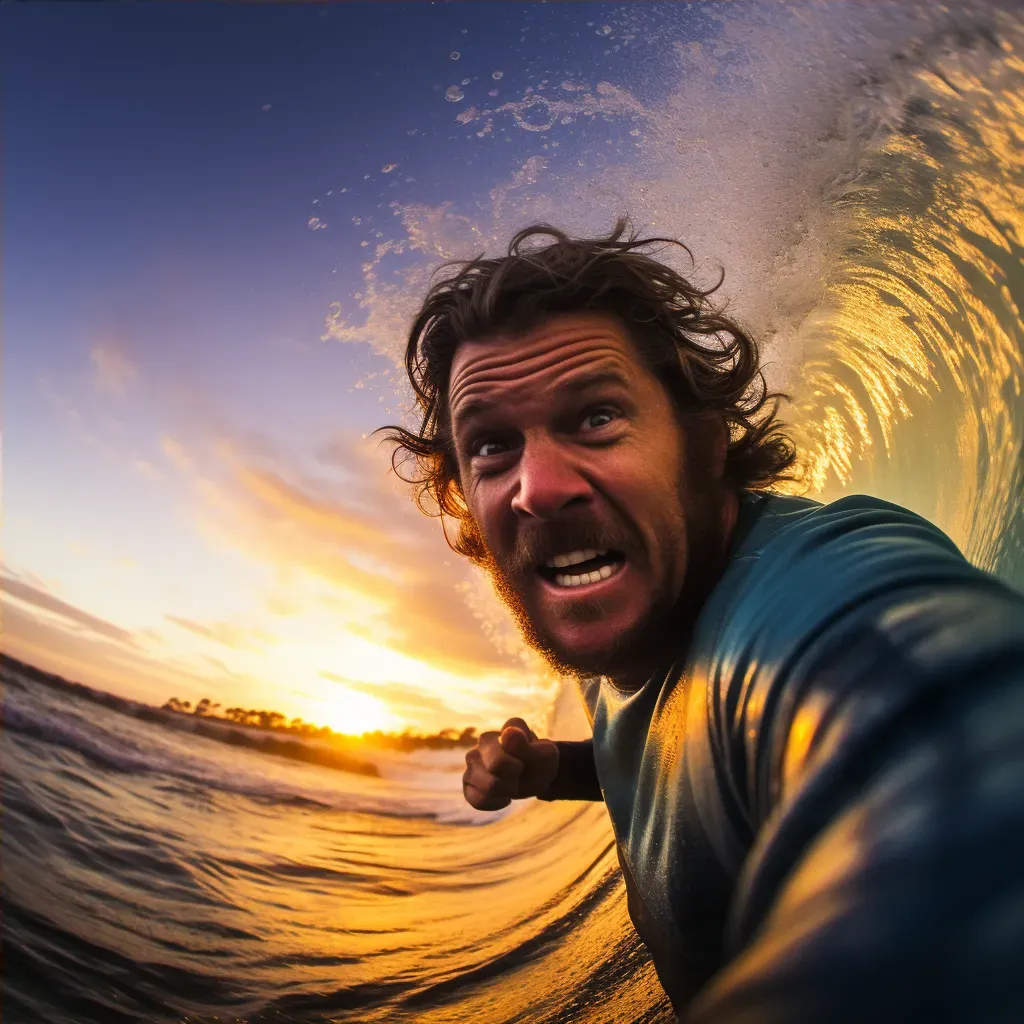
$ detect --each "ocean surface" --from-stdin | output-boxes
[3,667,669,1023]
[4,3,1023,1022]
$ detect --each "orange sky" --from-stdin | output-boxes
[2,421,566,735]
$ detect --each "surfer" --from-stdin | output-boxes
[380,220,1024,1021]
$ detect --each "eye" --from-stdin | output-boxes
[580,406,619,431]
[469,436,513,459]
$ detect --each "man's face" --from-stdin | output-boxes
[449,312,733,684]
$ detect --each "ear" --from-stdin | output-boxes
[704,413,730,481]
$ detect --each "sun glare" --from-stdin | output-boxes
[314,687,398,736]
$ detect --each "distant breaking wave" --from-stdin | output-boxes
[2,668,506,826]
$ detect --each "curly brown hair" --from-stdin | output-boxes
[376,218,798,562]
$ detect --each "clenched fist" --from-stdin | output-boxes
[462,718,559,810]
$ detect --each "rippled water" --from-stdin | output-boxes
[3,668,668,1023]
[5,3,1022,1022]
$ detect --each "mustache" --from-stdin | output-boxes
[503,517,642,576]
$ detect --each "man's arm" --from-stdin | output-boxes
[539,739,603,801]
[692,502,1024,1021]
[463,720,602,808]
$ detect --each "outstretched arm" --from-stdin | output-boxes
[692,507,1024,1021]
[463,719,602,808]
[541,739,602,801]
[463,722,602,808]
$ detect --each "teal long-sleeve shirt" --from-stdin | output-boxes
[543,492,1024,1021]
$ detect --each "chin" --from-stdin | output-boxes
[539,616,652,680]
[493,563,672,679]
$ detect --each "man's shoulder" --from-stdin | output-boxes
[702,491,977,655]
[737,491,950,557]
[734,490,961,565]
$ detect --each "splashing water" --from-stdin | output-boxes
[323,3,1023,671]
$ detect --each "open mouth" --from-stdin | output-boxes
[537,549,627,590]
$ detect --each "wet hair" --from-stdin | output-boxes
[376,218,798,562]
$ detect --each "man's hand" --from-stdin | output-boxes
[462,718,559,810]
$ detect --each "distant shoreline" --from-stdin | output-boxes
[2,654,398,778]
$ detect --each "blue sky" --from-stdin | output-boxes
[3,3,708,733]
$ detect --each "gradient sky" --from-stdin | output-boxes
[4,2,712,734]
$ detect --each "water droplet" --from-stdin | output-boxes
[511,96,556,132]
[491,70,503,80]
[450,51,460,60]
[445,85,465,102]
[461,78,471,86]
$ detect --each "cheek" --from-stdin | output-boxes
[607,447,683,520]
[627,456,690,565]
[467,482,510,550]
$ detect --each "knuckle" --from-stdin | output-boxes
[483,749,522,778]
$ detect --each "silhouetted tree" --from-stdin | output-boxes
[159,692,480,749]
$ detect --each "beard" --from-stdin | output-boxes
[491,569,684,684]
[478,470,730,688]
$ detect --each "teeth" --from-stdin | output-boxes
[546,547,608,569]
[553,563,618,588]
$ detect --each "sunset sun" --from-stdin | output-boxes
[315,688,398,736]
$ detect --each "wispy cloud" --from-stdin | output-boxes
[90,345,137,396]
[2,576,135,645]
[160,434,193,472]
[134,459,163,481]
[1,600,239,707]
[320,670,460,719]
[193,433,525,680]
[164,615,271,650]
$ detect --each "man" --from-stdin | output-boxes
[380,221,1024,1021]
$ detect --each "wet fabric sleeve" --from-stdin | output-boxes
[688,504,1024,1022]
[540,739,603,801]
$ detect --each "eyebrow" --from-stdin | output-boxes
[453,370,631,428]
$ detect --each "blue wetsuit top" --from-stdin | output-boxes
[543,492,1024,1021]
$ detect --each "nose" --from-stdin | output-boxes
[510,433,593,519]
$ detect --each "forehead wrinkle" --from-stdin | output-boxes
[450,338,634,426]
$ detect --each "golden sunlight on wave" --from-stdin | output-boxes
[789,31,1023,574]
